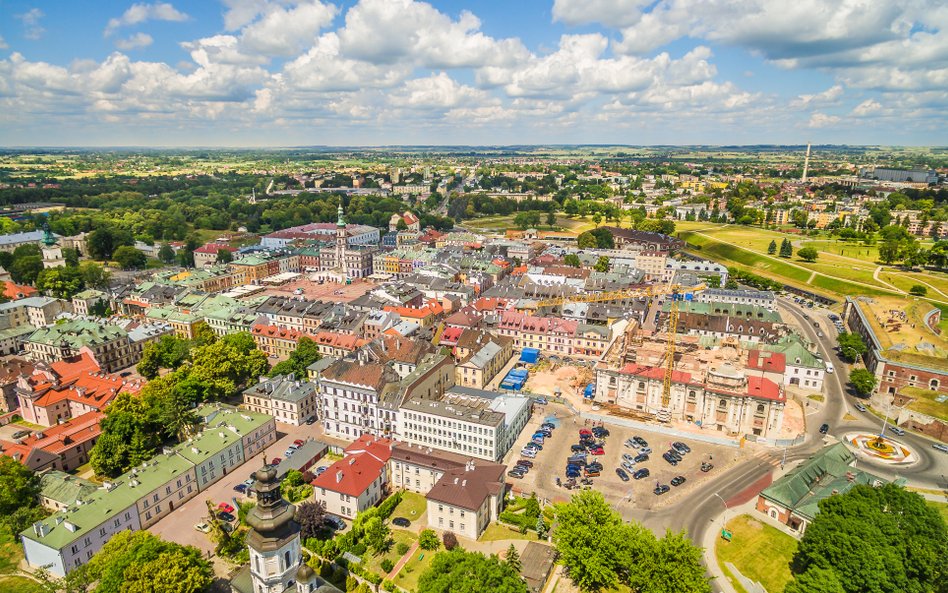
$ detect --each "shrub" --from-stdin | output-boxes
[382,580,396,592]
[909,285,927,296]
[419,529,440,550]
[351,543,367,557]
[355,584,372,593]
[364,570,383,585]
[377,491,403,520]
[396,542,410,555]
[381,559,395,573]
[443,531,459,551]
[346,575,359,592]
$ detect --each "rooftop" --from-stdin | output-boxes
[850,296,948,372]
[425,460,505,511]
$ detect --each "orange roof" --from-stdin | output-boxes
[2,281,37,300]
[383,299,443,319]
[24,354,141,410]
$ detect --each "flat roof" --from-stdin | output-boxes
[850,296,948,372]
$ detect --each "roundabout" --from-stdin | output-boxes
[845,432,917,465]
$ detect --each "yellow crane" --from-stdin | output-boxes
[658,288,683,422]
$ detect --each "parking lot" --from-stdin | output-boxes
[502,403,746,513]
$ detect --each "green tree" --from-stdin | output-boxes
[788,484,946,593]
[157,243,176,264]
[849,368,877,397]
[779,238,793,258]
[87,227,133,261]
[505,544,521,572]
[705,275,721,288]
[85,530,212,593]
[297,501,328,540]
[878,240,901,264]
[0,456,41,516]
[767,240,777,254]
[10,255,43,285]
[783,567,846,593]
[113,245,147,269]
[216,248,233,264]
[593,256,610,273]
[908,284,927,296]
[836,332,867,362]
[564,254,581,267]
[546,211,556,227]
[798,246,819,262]
[79,261,111,290]
[36,266,84,299]
[577,232,599,249]
[592,213,602,227]
[270,336,322,378]
[365,516,392,554]
[419,529,440,551]
[90,392,167,477]
[417,548,526,593]
[638,531,711,593]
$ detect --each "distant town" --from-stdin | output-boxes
[0,145,945,593]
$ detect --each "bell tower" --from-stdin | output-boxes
[245,463,302,593]
[335,203,346,280]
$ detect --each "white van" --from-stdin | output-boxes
[825,362,835,374]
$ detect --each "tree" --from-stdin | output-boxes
[767,240,777,255]
[638,531,711,593]
[788,484,946,593]
[577,232,599,249]
[270,336,322,378]
[705,275,721,289]
[113,245,147,269]
[442,531,459,550]
[592,213,602,227]
[0,456,41,516]
[909,284,927,296]
[849,368,877,397]
[564,254,581,268]
[878,240,901,264]
[137,334,192,379]
[90,392,166,477]
[157,243,175,264]
[417,548,526,593]
[836,332,867,362]
[419,529,440,551]
[36,266,84,299]
[798,246,819,262]
[79,262,111,290]
[84,530,212,593]
[297,501,329,540]
[216,248,233,264]
[546,211,556,227]
[10,255,43,285]
[593,256,610,273]
[783,567,846,593]
[364,516,391,554]
[87,227,133,261]
[505,544,521,572]
[779,238,793,258]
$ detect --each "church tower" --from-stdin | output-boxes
[244,463,303,593]
[41,224,65,269]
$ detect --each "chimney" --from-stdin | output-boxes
[336,470,344,483]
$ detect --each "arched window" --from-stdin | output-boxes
[757,404,765,413]
[931,379,940,390]
[718,399,727,409]
[285,550,291,568]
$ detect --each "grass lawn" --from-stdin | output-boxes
[679,231,812,283]
[389,491,428,524]
[809,274,897,297]
[0,576,43,593]
[716,515,797,593]
[926,501,948,524]
[805,261,884,287]
[393,546,436,592]
[0,526,23,576]
[479,523,538,542]
[364,529,417,577]
[807,394,825,402]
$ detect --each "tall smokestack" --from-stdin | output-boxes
[802,143,812,183]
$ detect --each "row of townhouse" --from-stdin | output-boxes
[20,405,276,576]
[493,310,613,358]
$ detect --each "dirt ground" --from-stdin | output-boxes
[261,277,377,303]
[524,364,594,400]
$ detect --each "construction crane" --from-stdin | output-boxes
[658,289,683,423]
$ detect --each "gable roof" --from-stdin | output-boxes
[425,461,505,511]
[310,451,386,497]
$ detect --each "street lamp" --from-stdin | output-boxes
[713,492,729,524]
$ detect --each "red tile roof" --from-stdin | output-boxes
[311,450,386,497]
[747,350,786,373]
[2,281,37,300]
[746,376,784,402]
[194,243,237,254]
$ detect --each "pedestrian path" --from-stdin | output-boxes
[387,540,419,579]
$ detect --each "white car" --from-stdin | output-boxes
[194,523,211,533]
[825,362,835,374]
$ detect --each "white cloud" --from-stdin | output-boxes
[807,112,841,127]
[238,1,337,56]
[552,0,652,27]
[791,85,844,108]
[389,73,490,109]
[0,36,8,50]
[104,2,188,36]
[115,33,154,51]
[17,8,46,40]
[852,98,882,116]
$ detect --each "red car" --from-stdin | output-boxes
[588,447,605,455]
[218,502,235,514]
[293,439,305,447]
[579,428,593,437]
[271,457,282,465]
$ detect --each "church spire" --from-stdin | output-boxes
[337,203,346,227]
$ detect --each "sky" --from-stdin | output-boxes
[0,0,945,147]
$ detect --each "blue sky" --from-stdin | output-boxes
[0,0,945,146]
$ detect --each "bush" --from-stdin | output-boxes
[382,580,396,592]
[396,542,410,555]
[381,559,395,573]
[909,285,927,296]
[346,575,359,592]
[351,543,367,557]
[377,491,403,520]
[419,529,440,550]
[443,531,459,550]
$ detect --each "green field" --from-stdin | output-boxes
[679,231,813,283]
[716,515,798,593]
[480,523,537,542]
[392,546,436,592]
[463,213,598,235]
[388,492,428,524]
[0,576,42,593]
[364,529,417,578]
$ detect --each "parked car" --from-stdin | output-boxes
[888,426,906,436]
[218,502,235,514]
[535,397,548,405]
[586,462,603,472]
[671,442,691,454]
[325,515,346,531]
[584,469,601,478]
[525,442,542,450]
[633,453,649,463]
[234,484,248,493]
[854,402,867,412]
[293,439,305,447]
[271,457,282,465]
[218,511,236,523]
[520,449,537,458]
[11,430,30,440]
[700,462,714,472]
[633,468,650,480]
[566,469,581,479]
[638,446,652,455]
[284,448,297,457]
[541,423,556,431]
[571,444,586,453]
[666,449,682,461]
[315,466,329,476]
[670,476,686,487]
[621,461,637,473]
[624,438,637,448]
[588,446,604,455]
[633,436,648,447]
[305,416,316,425]
[662,452,679,466]
[825,362,834,373]
[616,468,630,481]
[932,443,948,454]
[579,428,593,436]
[517,459,534,468]
[514,464,530,473]
[622,453,636,464]
[194,522,211,533]
[392,517,411,528]
[508,470,525,479]
[591,427,610,438]
[653,484,670,495]
[819,423,830,435]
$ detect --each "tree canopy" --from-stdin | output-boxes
[83,530,212,593]
[269,336,321,378]
[786,484,947,593]
[417,548,527,593]
[836,333,867,362]
[848,368,877,397]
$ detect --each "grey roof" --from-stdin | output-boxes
[243,374,316,404]
[0,230,52,247]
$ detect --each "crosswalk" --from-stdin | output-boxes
[750,450,783,468]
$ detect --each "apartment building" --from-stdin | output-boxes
[26,320,140,372]
[494,311,613,359]
[694,288,777,311]
[0,411,102,472]
[242,373,318,426]
[425,461,506,540]
[311,436,391,519]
